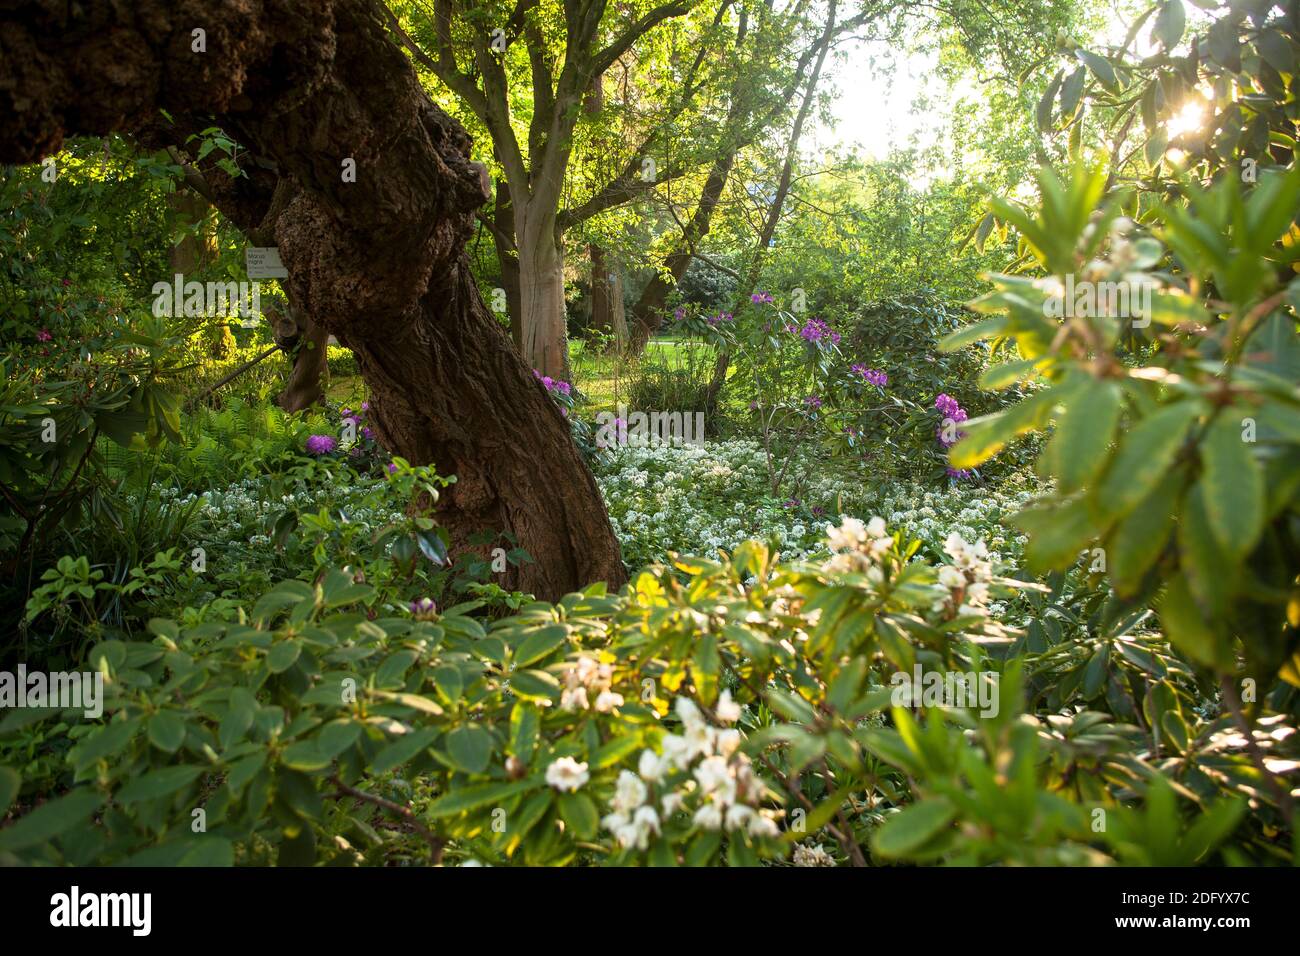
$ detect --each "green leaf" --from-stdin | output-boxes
[369,727,439,774]
[1158,574,1232,669]
[425,779,535,819]
[1047,379,1122,492]
[949,388,1057,469]
[871,798,957,859]
[432,665,464,704]
[589,733,643,770]
[512,624,569,667]
[0,706,60,735]
[1037,68,1064,131]
[1107,471,1180,594]
[1152,0,1185,50]
[509,669,560,703]
[280,740,331,772]
[0,789,103,851]
[117,766,205,804]
[1014,496,1099,572]
[1178,480,1237,619]
[1076,49,1118,91]
[1096,402,1199,521]
[0,767,18,817]
[266,639,302,673]
[1059,65,1086,120]
[509,703,541,762]
[147,710,187,753]
[1200,411,1265,557]
[938,316,1008,352]
[557,792,599,840]
[179,837,235,867]
[445,724,494,774]
[220,688,257,750]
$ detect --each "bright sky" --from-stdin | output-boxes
[813,3,1177,164]
[814,43,941,159]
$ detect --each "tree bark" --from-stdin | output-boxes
[515,201,570,381]
[0,0,625,600]
[269,300,330,414]
[489,177,524,350]
[168,188,215,274]
[589,243,627,351]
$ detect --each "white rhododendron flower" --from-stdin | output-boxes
[725,803,755,831]
[638,748,667,783]
[560,686,589,711]
[715,688,742,723]
[938,565,965,589]
[675,696,704,728]
[661,733,694,769]
[714,728,741,757]
[693,755,732,795]
[545,757,589,792]
[793,844,836,867]
[612,769,648,815]
[825,516,867,551]
[693,802,724,830]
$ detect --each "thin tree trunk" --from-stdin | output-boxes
[626,149,736,355]
[168,187,232,357]
[272,300,330,413]
[589,243,627,351]
[516,199,570,380]
[491,177,524,350]
[704,0,838,416]
[0,0,625,600]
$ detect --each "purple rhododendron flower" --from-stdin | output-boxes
[305,434,338,455]
[751,291,774,304]
[804,394,823,409]
[387,462,398,474]
[36,329,52,342]
[410,598,438,620]
[533,369,572,398]
[798,317,840,344]
[934,394,969,449]
[852,364,888,387]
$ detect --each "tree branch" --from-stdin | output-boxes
[330,774,446,864]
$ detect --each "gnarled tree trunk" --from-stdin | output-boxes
[0,0,624,600]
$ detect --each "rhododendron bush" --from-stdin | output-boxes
[2,513,1288,866]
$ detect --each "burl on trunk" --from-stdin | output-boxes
[0,0,625,599]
